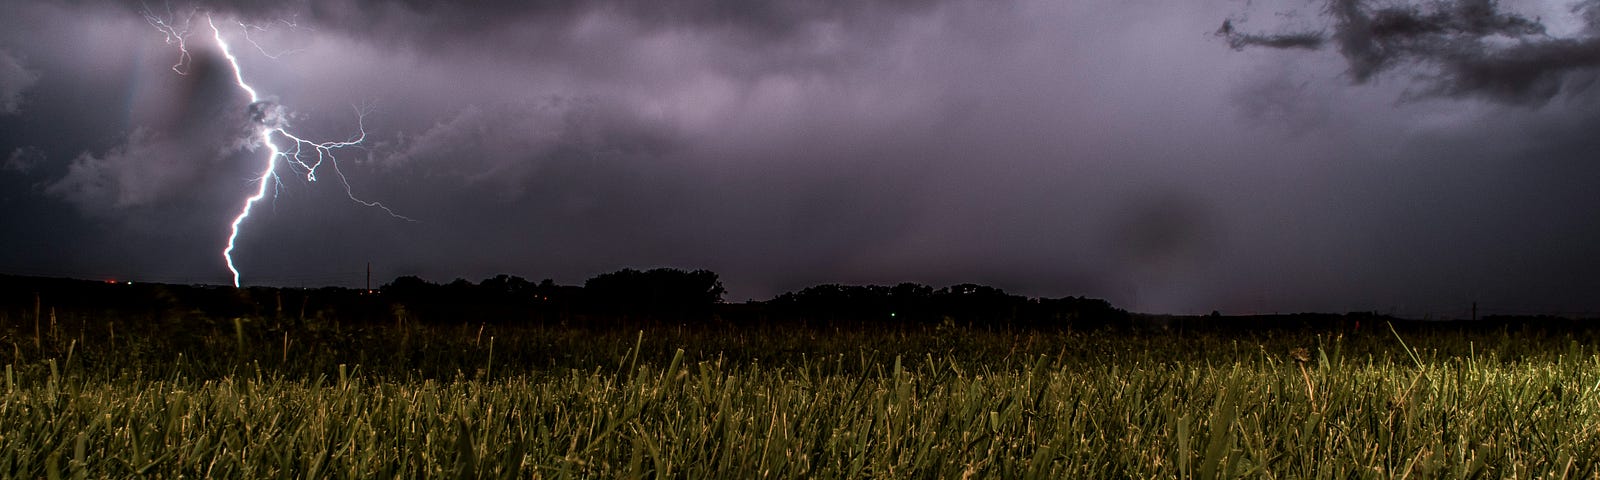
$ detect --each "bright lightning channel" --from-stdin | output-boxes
[146,10,412,287]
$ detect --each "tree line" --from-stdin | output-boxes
[377,268,1126,328]
[6,270,1596,331]
[0,268,1128,329]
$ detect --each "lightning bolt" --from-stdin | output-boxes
[144,8,412,287]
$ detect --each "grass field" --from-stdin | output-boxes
[3,311,1599,478]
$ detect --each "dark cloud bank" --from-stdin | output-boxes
[1,0,1598,315]
[1221,0,1600,104]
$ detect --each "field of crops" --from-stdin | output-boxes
[2,311,1599,478]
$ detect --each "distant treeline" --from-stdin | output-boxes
[337,269,1129,328]
[0,269,1126,328]
[1,270,1594,331]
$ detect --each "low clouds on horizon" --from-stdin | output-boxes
[1,0,1598,315]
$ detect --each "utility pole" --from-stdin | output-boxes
[366,262,372,294]
[1471,301,1477,321]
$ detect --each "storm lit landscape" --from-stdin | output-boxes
[3,0,1600,476]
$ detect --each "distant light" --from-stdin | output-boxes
[127,281,134,285]
[890,312,897,317]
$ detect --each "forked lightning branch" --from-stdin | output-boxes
[142,8,411,288]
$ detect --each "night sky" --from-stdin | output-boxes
[2,0,1598,315]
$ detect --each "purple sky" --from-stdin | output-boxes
[2,0,1599,315]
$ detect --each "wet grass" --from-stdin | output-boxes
[2,315,1598,477]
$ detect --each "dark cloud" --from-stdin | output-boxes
[1217,20,1325,50]
[1438,37,1600,103]
[45,127,235,212]
[0,48,40,114]
[42,39,254,213]
[1223,0,1600,105]
[3,146,44,173]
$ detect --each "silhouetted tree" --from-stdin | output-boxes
[382,276,437,298]
[583,268,725,318]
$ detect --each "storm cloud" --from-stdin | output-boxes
[1,0,1598,315]
[1221,0,1600,104]
[0,48,40,114]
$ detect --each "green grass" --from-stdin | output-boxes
[2,314,1600,477]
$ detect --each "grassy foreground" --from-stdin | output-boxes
[2,320,1600,478]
